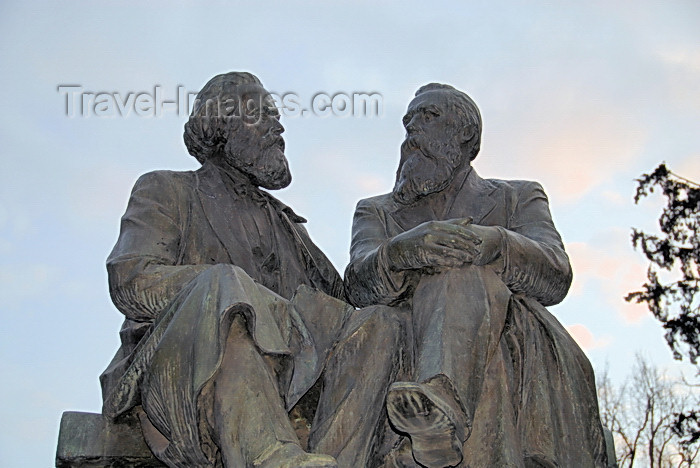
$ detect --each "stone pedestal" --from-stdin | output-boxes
[55,411,164,468]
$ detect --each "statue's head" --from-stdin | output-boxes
[393,83,482,205]
[184,71,291,190]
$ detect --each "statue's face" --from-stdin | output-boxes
[222,84,291,190]
[402,91,455,143]
[393,90,465,205]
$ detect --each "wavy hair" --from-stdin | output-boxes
[414,83,482,160]
[183,72,262,164]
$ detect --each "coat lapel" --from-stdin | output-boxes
[390,198,438,232]
[196,162,343,299]
[444,167,499,223]
[195,163,255,270]
[271,199,344,299]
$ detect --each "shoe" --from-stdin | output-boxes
[386,381,466,468]
[382,438,419,468]
[253,442,338,468]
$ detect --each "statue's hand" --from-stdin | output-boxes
[459,224,503,266]
[385,218,482,271]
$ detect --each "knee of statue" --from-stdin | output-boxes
[198,263,248,281]
[191,264,261,297]
[414,263,507,297]
[341,304,406,347]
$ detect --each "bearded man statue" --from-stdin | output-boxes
[309,84,609,468]
[100,72,348,468]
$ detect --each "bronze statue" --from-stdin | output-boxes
[89,73,610,468]
[310,83,609,467]
[100,72,349,468]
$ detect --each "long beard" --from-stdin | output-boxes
[224,136,292,190]
[392,135,463,205]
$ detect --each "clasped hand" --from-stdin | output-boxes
[385,218,502,271]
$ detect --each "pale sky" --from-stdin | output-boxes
[1,1,699,466]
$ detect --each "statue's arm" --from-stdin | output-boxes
[498,181,572,306]
[344,198,418,307]
[107,171,209,322]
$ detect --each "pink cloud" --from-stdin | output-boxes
[567,235,652,324]
[565,323,612,351]
[477,88,646,204]
[618,300,651,324]
[524,105,645,203]
[677,154,700,181]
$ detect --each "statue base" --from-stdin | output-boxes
[55,411,164,467]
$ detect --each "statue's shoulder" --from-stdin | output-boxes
[125,170,200,212]
[356,192,394,208]
[483,177,545,196]
[132,168,198,192]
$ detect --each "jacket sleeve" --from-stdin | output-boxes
[344,198,420,308]
[498,181,572,306]
[106,171,210,322]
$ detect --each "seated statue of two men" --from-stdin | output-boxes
[100,71,609,468]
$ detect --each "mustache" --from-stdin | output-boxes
[401,133,447,162]
[263,134,285,151]
[401,134,425,154]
